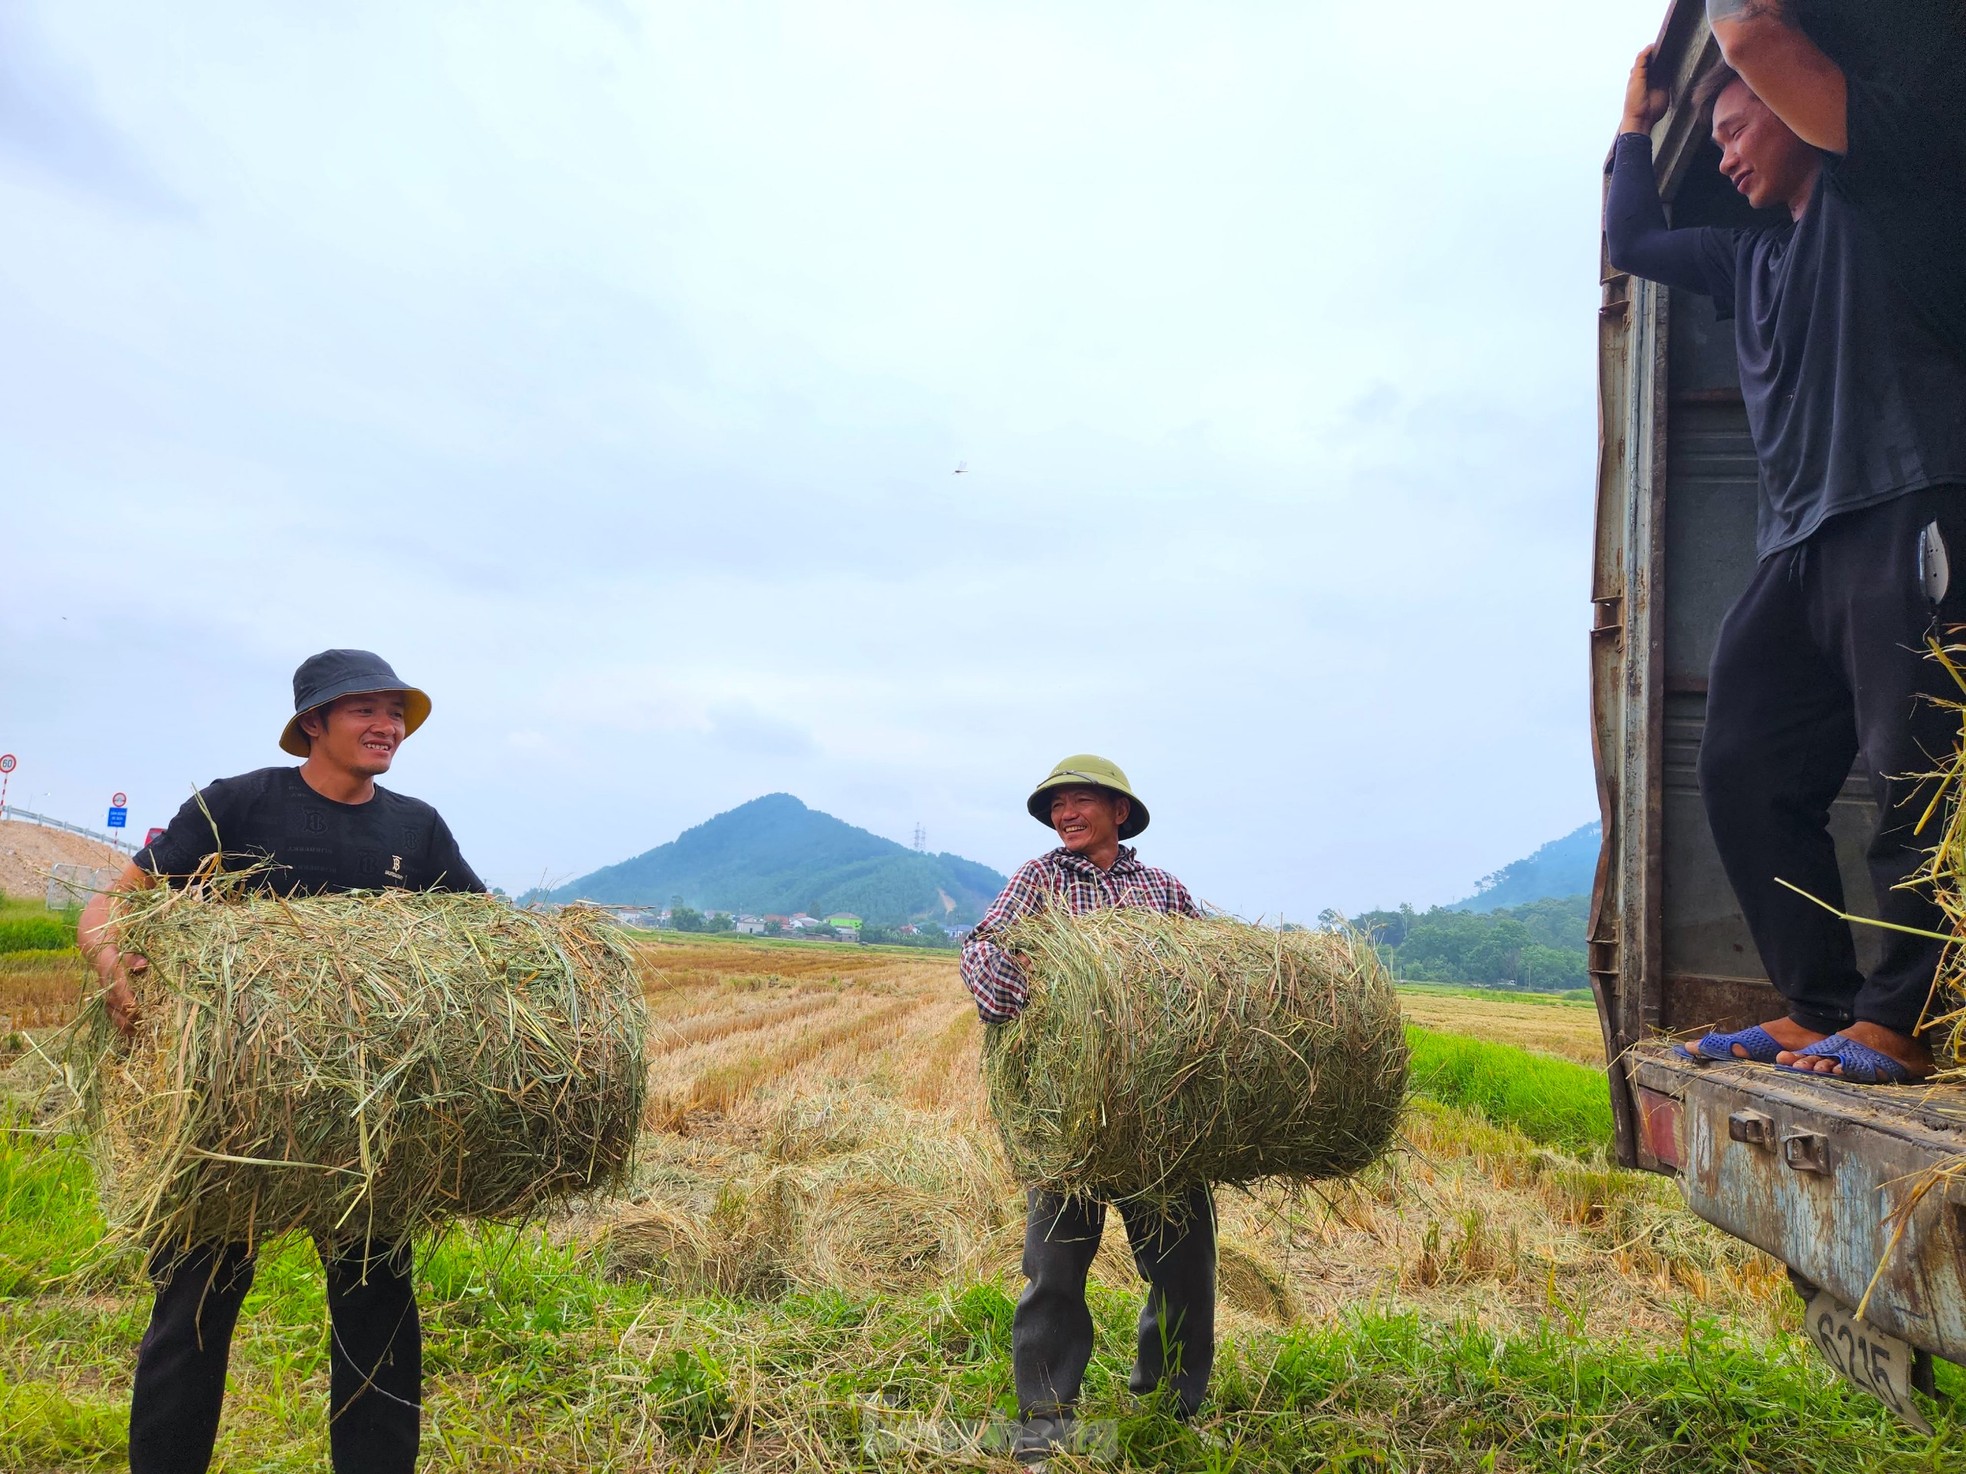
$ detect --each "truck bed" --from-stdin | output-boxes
[1628,1041,1966,1361]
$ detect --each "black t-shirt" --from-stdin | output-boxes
[1607,130,1966,557]
[134,766,485,896]
[1795,0,1966,362]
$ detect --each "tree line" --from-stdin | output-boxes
[1323,895,1590,991]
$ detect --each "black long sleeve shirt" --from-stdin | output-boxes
[1606,131,1966,558]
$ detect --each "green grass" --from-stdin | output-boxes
[0,918,76,956]
[0,1127,119,1295]
[5,1043,1962,1470]
[2,1114,1959,1473]
[1406,1026,1616,1157]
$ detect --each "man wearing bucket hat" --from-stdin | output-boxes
[77,649,483,1474]
[961,755,1213,1463]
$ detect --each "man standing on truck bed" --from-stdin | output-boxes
[78,649,485,1474]
[1606,2,1966,1083]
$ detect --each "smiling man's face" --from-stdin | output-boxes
[1712,77,1818,215]
[303,692,408,778]
[1048,785,1129,860]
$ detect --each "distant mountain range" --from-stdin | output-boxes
[531,793,1009,926]
[1450,822,1601,912]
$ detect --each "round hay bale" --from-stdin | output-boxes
[76,887,647,1250]
[983,911,1406,1206]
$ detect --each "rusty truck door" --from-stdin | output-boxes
[1590,1,1966,1372]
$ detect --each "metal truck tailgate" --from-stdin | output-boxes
[1630,1041,1966,1361]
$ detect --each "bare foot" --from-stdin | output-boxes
[1776,1020,1935,1078]
[1729,1017,1825,1059]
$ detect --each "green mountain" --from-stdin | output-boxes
[1335,823,1602,993]
[535,793,1009,926]
[1450,822,1601,912]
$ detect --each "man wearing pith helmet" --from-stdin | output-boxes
[961,755,1212,1465]
[77,649,484,1474]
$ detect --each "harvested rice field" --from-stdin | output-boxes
[1394,986,1606,1067]
[604,937,1740,1345]
[1,931,1960,1471]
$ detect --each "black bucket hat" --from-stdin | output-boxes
[279,649,432,757]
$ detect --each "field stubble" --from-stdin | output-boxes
[598,937,1765,1347]
[3,930,1954,1471]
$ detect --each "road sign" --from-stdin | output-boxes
[0,755,15,775]
[145,826,166,845]
[112,791,128,807]
[107,807,128,829]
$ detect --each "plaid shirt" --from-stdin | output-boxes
[960,845,1202,1022]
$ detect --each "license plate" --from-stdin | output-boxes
[1802,1290,1932,1433]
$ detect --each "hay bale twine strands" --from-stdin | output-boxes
[77,884,647,1251]
[983,910,1406,1208]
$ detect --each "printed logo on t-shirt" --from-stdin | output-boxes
[385,854,405,882]
[303,810,327,834]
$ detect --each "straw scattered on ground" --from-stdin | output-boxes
[571,935,1773,1348]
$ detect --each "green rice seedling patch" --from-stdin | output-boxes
[1406,1025,1616,1156]
[0,1122,126,1295]
[0,917,75,955]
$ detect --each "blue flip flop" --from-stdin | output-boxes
[1676,1024,1786,1065]
[1777,1033,1921,1085]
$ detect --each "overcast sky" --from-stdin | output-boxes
[1,0,1664,916]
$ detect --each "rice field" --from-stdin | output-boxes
[603,936,1739,1345]
[0,929,1960,1471]
[1395,987,1607,1067]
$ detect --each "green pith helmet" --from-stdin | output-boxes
[1026,754,1150,841]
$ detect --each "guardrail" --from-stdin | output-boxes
[0,804,132,851]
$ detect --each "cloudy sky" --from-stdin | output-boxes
[1,0,1664,916]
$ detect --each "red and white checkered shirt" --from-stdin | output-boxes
[960,845,1202,1022]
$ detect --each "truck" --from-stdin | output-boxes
[1592,0,1966,1424]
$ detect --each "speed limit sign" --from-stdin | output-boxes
[112,792,128,807]
[0,755,15,775]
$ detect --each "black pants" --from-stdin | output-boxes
[129,1238,420,1474]
[1012,1185,1215,1420]
[1699,486,1966,1037]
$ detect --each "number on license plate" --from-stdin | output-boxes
[1802,1290,1932,1434]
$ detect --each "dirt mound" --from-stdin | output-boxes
[0,819,124,905]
